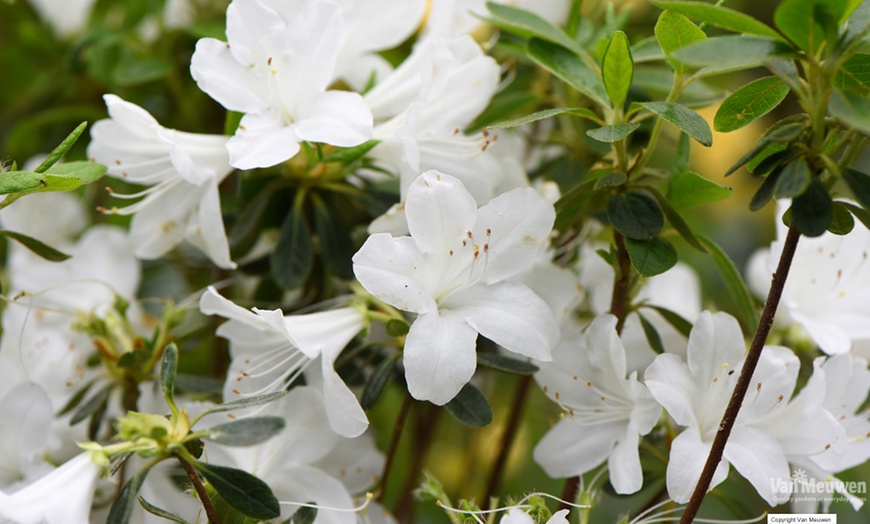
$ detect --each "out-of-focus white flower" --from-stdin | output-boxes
[499,508,570,524]
[0,452,102,524]
[534,315,662,494]
[190,0,372,169]
[424,0,571,39]
[645,312,832,506]
[0,384,55,492]
[88,94,236,269]
[200,287,369,437]
[353,171,558,405]
[27,0,97,37]
[747,200,870,355]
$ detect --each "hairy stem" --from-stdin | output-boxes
[179,457,221,524]
[483,375,533,508]
[679,224,801,523]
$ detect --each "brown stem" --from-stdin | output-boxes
[395,404,442,522]
[680,224,801,523]
[610,232,633,334]
[179,457,221,524]
[378,393,413,501]
[483,375,533,509]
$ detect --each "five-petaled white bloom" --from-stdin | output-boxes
[88,94,236,269]
[200,287,369,438]
[353,171,559,405]
[534,315,662,494]
[190,0,373,169]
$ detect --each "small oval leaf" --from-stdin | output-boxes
[445,383,493,427]
[586,122,640,143]
[641,101,712,146]
[624,236,678,277]
[607,190,665,240]
[714,77,790,133]
[194,461,280,520]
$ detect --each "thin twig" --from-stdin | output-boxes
[483,375,533,508]
[178,456,221,524]
[378,392,413,501]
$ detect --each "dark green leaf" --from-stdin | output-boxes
[671,36,785,69]
[749,165,785,211]
[271,208,313,289]
[487,107,603,129]
[843,168,870,209]
[644,186,706,251]
[714,77,790,133]
[791,176,833,237]
[749,147,792,176]
[230,189,273,257]
[594,171,628,190]
[624,236,678,277]
[194,462,280,520]
[666,171,732,210]
[833,54,870,93]
[138,497,188,524]
[697,235,759,332]
[0,230,71,261]
[841,202,870,231]
[108,466,151,524]
[34,122,88,173]
[175,374,224,395]
[313,201,354,280]
[774,159,811,198]
[321,140,380,164]
[477,353,539,375]
[830,89,870,135]
[118,349,150,369]
[361,354,399,410]
[485,1,584,54]
[828,202,855,235]
[646,305,694,337]
[206,417,285,446]
[653,1,783,39]
[527,38,608,107]
[445,383,493,427]
[607,190,665,240]
[640,101,712,146]
[201,391,287,416]
[654,9,707,74]
[71,384,114,425]
[602,31,634,109]
[290,506,318,524]
[725,118,805,176]
[161,343,178,413]
[638,313,665,354]
[586,122,640,142]
[57,381,95,417]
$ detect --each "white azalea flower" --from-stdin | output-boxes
[27,0,97,37]
[199,286,369,437]
[645,312,809,506]
[424,0,570,39]
[190,0,372,169]
[747,200,870,355]
[500,508,570,524]
[353,171,559,405]
[0,452,102,524]
[88,94,236,269]
[533,315,662,494]
[0,383,55,491]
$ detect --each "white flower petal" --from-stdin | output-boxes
[533,417,623,478]
[294,90,373,147]
[404,171,478,256]
[608,424,644,494]
[353,234,435,314]
[725,426,791,506]
[190,37,269,114]
[666,427,728,503]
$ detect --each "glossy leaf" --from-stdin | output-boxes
[205,417,285,446]
[477,353,539,375]
[0,230,71,261]
[653,1,783,39]
[667,171,732,210]
[527,38,608,107]
[791,176,833,237]
[108,466,151,524]
[624,236,678,277]
[714,77,790,132]
[445,383,493,427]
[271,207,313,289]
[697,235,760,332]
[194,462,281,520]
[654,9,706,73]
[34,121,88,173]
[602,31,634,109]
[586,122,640,142]
[773,159,811,199]
[607,190,665,240]
[487,107,603,129]
[640,101,712,146]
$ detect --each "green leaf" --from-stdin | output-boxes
[749,165,785,211]
[527,38,608,107]
[624,236,678,277]
[200,391,287,417]
[385,318,410,336]
[57,381,96,417]
[774,159,811,199]
[290,506,318,524]
[673,132,690,175]
[834,54,870,93]
[485,1,584,54]
[161,343,178,414]
[842,168,870,209]
[44,160,107,185]
[841,201,870,231]
[313,200,354,280]
[71,384,114,425]
[725,117,806,176]
[791,176,833,237]
[644,187,706,251]
[34,122,88,173]
[0,161,107,208]
[697,235,760,333]
[108,466,151,524]
[774,0,857,54]
[205,417,286,446]
[830,89,870,135]
[112,57,172,86]
[714,77,790,133]
[321,139,380,164]
[845,1,870,41]
[0,230,71,261]
[138,497,188,524]
[594,170,628,190]
[828,202,855,235]
[194,462,281,520]
[637,313,665,354]
[667,171,732,210]
[586,122,640,142]
[271,207,313,289]
[602,31,634,109]
[477,353,539,375]
[445,383,493,427]
[640,101,712,147]
[671,36,785,69]
[631,36,666,63]
[607,190,665,240]
[486,107,603,129]
[654,10,707,74]
[653,1,783,39]
[645,305,694,337]
[361,354,399,410]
